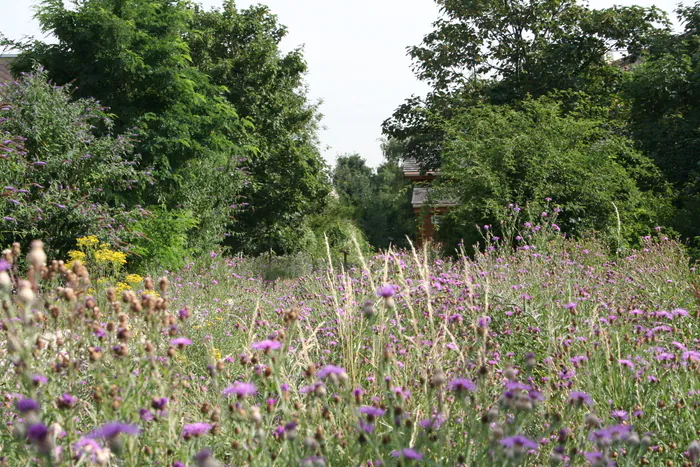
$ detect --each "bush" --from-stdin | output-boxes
[0,70,148,255]
[129,207,199,272]
[436,98,675,253]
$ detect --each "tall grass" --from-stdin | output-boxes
[0,224,698,466]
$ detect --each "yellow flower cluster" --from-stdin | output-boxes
[76,235,99,248]
[125,274,144,284]
[212,347,222,361]
[115,282,131,294]
[66,250,87,269]
[95,248,127,266]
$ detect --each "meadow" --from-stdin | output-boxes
[0,221,699,466]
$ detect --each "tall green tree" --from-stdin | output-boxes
[384,0,670,168]
[624,4,700,248]
[186,1,330,255]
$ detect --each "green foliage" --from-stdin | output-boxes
[6,0,252,252]
[305,196,373,268]
[129,207,199,271]
[187,1,331,256]
[0,71,147,255]
[624,4,700,253]
[435,98,674,251]
[332,154,415,250]
[384,0,670,169]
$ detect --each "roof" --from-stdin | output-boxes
[403,158,439,178]
[0,54,17,83]
[411,187,458,208]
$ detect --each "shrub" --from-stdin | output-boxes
[0,70,148,255]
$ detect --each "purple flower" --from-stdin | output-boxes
[358,420,375,434]
[74,438,105,461]
[476,316,492,328]
[317,365,347,380]
[448,378,476,393]
[391,448,423,460]
[26,423,48,443]
[182,422,212,438]
[251,339,282,352]
[0,259,10,271]
[500,435,539,450]
[194,448,215,463]
[418,414,446,430]
[359,406,386,418]
[170,337,192,347]
[32,374,48,385]
[222,381,257,397]
[568,391,594,407]
[376,284,395,298]
[16,398,40,413]
[57,393,77,409]
[32,161,47,166]
[88,422,140,439]
[611,410,629,421]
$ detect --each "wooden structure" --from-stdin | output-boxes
[403,158,457,247]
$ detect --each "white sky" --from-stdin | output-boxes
[0,0,693,167]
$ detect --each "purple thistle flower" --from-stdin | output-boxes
[611,410,629,421]
[170,337,192,347]
[391,448,423,460]
[376,284,395,298]
[317,365,347,380]
[57,393,77,409]
[418,414,446,430]
[476,316,492,328]
[251,339,282,352]
[500,435,539,450]
[0,259,10,271]
[359,406,386,418]
[16,398,40,413]
[139,409,154,422]
[222,381,257,397]
[448,378,477,393]
[182,422,212,438]
[194,448,215,463]
[26,423,48,443]
[88,422,140,439]
[32,374,48,385]
[568,391,594,407]
[358,420,375,434]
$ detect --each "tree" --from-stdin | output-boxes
[5,0,251,250]
[331,154,414,249]
[384,0,670,169]
[624,4,700,249]
[186,1,331,255]
[435,98,674,250]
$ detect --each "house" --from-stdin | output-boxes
[0,54,17,84]
[403,158,457,247]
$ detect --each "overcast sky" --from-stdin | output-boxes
[0,0,693,167]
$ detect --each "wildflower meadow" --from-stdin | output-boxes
[0,220,698,467]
